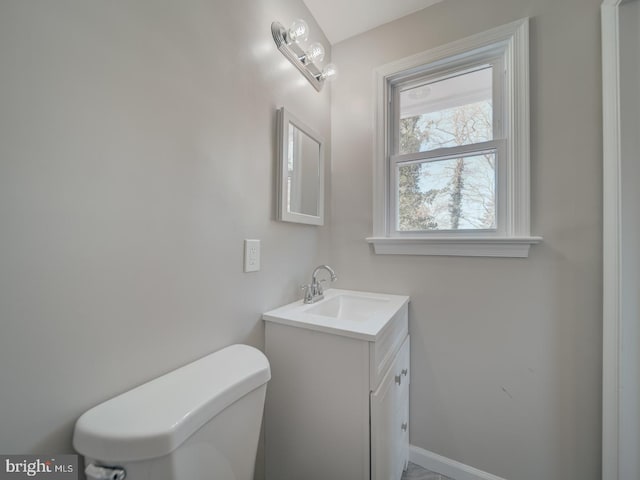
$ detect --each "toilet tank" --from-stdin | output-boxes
[73,344,270,480]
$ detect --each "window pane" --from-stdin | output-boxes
[399,67,493,154]
[397,152,496,231]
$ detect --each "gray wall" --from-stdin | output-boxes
[619,0,640,476]
[0,0,331,469]
[329,1,602,479]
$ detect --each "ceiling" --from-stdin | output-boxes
[302,0,444,44]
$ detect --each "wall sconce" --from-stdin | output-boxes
[271,19,337,92]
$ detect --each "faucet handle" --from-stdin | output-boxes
[301,284,313,303]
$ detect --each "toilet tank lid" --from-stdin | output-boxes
[72,344,270,463]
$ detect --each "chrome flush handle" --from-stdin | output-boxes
[85,464,126,480]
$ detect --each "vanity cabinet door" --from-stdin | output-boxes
[371,335,410,480]
[398,388,410,470]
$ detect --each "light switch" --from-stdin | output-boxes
[244,239,260,272]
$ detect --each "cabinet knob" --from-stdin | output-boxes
[401,422,408,432]
[395,375,402,385]
[401,368,408,376]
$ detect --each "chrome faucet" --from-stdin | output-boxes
[302,265,337,304]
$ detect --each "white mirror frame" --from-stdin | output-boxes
[276,107,325,226]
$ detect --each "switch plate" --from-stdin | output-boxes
[244,239,260,272]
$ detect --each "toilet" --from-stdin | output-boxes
[73,344,270,480]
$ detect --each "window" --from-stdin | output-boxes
[368,18,542,257]
[395,66,499,233]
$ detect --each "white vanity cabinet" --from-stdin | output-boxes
[371,335,410,480]
[263,290,410,480]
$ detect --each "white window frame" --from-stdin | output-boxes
[367,18,542,257]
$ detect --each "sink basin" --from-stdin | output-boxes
[263,289,409,341]
[306,294,389,321]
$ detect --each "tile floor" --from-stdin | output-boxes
[401,462,455,480]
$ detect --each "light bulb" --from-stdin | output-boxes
[304,42,325,64]
[287,18,309,44]
[321,63,338,81]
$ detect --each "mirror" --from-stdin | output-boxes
[277,107,325,225]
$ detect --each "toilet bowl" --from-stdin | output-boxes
[73,344,270,480]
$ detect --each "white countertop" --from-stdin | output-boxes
[262,288,410,341]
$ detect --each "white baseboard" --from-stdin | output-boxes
[409,445,508,480]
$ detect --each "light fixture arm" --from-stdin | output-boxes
[271,21,326,92]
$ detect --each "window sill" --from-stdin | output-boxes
[366,236,543,258]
